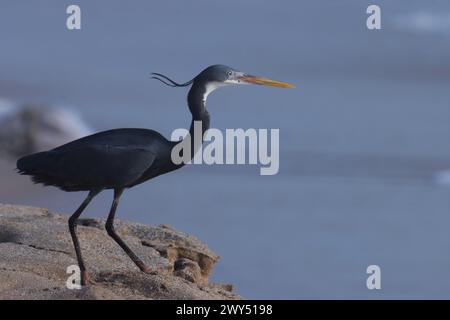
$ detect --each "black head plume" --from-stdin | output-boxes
[151,72,193,87]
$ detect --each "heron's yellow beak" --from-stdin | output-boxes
[238,74,295,88]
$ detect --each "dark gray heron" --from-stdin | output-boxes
[17,64,294,285]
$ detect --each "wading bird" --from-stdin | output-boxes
[17,65,294,285]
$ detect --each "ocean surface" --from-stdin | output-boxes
[1,0,450,298]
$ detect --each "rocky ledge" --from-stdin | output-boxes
[0,204,239,300]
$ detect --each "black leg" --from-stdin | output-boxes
[105,188,149,273]
[68,189,100,286]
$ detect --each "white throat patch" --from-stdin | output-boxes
[203,82,227,102]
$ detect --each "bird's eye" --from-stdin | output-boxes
[227,71,232,77]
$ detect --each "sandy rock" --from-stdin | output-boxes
[0,204,240,300]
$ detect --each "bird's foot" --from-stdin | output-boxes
[81,271,90,286]
[140,265,156,275]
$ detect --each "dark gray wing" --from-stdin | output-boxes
[28,145,157,190]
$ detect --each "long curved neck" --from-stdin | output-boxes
[170,82,210,167]
[188,82,210,139]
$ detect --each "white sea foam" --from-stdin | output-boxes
[394,11,450,35]
[0,98,15,118]
[0,104,92,156]
[41,106,92,138]
[433,169,450,186]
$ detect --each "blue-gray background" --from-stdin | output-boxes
[1,0,450,299]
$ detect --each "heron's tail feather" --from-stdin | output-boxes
[17,152,49,174]
[16,152,60,185]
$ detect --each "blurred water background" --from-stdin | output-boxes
[1,0,450,299]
